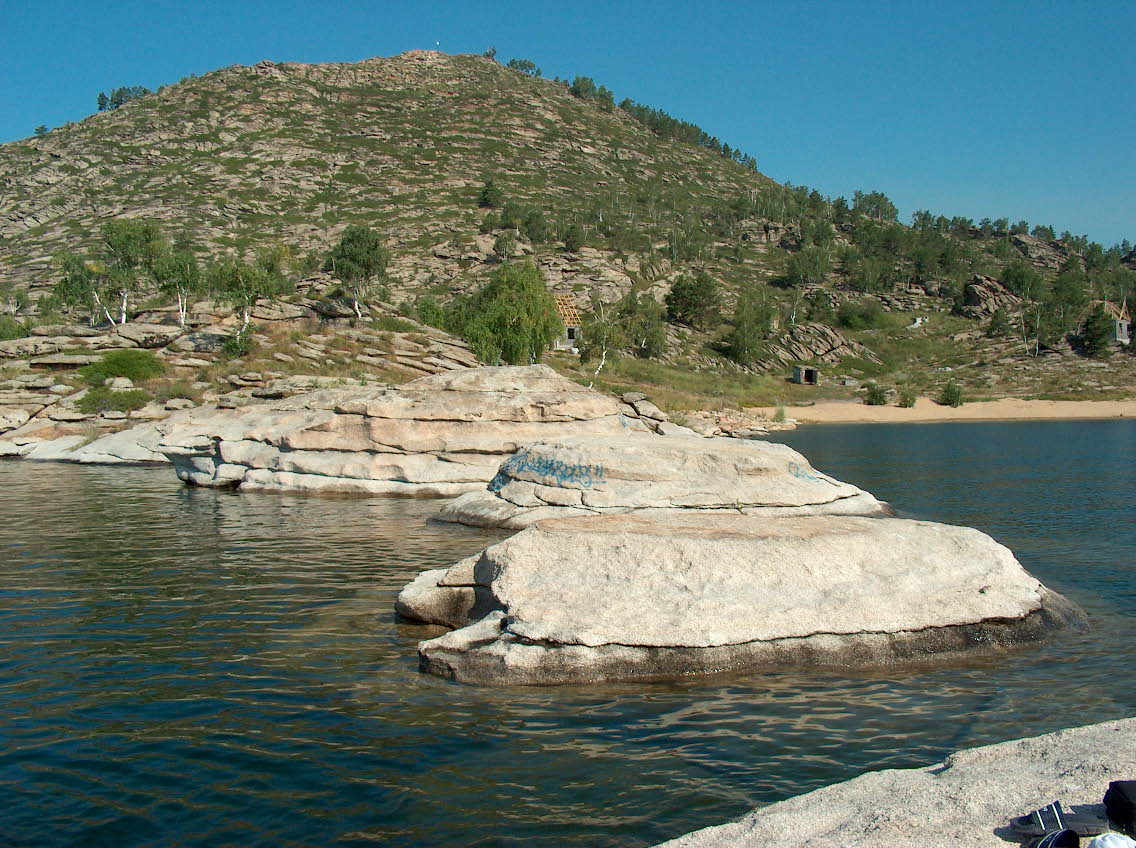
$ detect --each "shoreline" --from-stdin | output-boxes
[654,716,1136,848]
[758,396,1136,426]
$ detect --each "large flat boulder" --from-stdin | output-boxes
[401,514,1084,685]
[654,717,1136,848]
[158,365,649,496]
[112,322,185,349]
[435,433,888,529]
[0,336,74,358]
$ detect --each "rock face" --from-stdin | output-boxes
[654,717,1136,848]
[158,365,649,496]
[435,434,888,530]
[761,322,884,370]
[1010,232,1071,273]
[956,274,1023,320]
[399,513,1085,685]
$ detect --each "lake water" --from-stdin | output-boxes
[1,419,1133,847]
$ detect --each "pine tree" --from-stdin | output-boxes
[1080,304,1114,358]
[478,179,504,209]
[665,271,721,330]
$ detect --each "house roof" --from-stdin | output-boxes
[554,295,582,326]
[1086,299,1130,322]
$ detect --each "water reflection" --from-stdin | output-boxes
[1,423,1133,847]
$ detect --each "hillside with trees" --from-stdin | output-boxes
[1,49,1133,413]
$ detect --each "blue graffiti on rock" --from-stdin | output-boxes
[495,451,605,489]
[788,461,821,482]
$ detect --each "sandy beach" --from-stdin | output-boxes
[763,396,1136,425]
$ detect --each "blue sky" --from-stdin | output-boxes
[2,0,1132,246]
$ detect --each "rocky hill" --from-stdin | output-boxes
[0,50,774,301]
[1,49,1133,414]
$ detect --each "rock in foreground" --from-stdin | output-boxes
[435,433,888,529]
[158,365,648,496]
[400,514,1084,685]
[654,717,1136,848]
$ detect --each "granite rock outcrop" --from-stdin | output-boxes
[158,365,650,496]
[654,717,1136,848]
[435,433,887,530]
[399,513,1085,685]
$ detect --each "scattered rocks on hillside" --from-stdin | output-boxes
[400,513,1085,685]
[435,433,887,530]
[157,365,655,496]
[873,292,929,313]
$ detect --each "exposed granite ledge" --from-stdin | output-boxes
[653,717,1136,848]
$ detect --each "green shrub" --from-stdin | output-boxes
[986,307,1012,338]
[897,388,917,408]
[0,316,29,341]
[374,315,419,333]
[415,296,446,329]
[937,380,963,407]
[153,380,197,403]
[863,383,888,405]
[77,387,151,414]
[836,300,885,331]
[79,349,164,386]
[222,331,255,358]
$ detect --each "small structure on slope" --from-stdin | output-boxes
[791,365,819,385]
[551,295,582,354]
[1084,299,1131,345]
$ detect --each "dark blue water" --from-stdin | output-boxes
[0,420,1133,848]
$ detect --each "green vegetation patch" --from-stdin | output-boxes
[77,387,151,414]
[79,349,165,386]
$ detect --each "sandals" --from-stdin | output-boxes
[1028,831,1081,848]
[1012,800,1116,847]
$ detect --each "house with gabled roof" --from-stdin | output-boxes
[552,295,582,353]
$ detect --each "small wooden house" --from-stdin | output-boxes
[792,366,820,385]
[552,295,582,354]
[1085,299,1131,345]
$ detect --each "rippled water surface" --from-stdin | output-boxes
[1,419,1134,847]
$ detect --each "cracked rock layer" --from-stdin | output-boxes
[157,365,648,496]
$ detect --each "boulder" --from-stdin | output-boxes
[251,300,315,322]
[435,434,888,530]
[158,365,649,496]
[0,408,31,433]
[65,422,171,464]
[0,336,73,358]
[956,274,1023,320]
[30,324,106,338]
[3,407,212,466]
[761,322,883,369]
[29,353,99,369]
[169,331,228,353]
[8,435,89,460]
[654,717,1136,848]
[402,514,1085,685]
[112,322,185,348]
